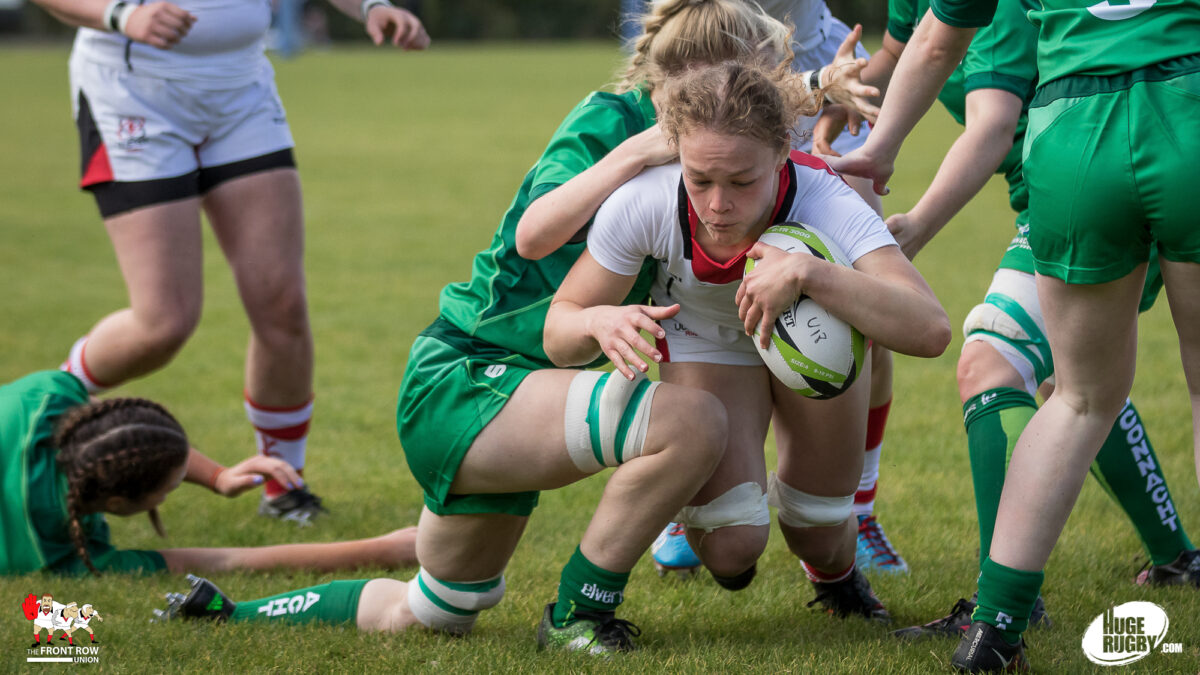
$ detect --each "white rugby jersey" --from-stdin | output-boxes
[588,151,896,354]
[72,0,272,86]
[758,0,829,52]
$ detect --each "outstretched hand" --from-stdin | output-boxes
[824,145,893,196]
[214,455,304,497]
[123,2,196,50]
[365,6,430,49]
[819,24,881,125]
[587,303,680,380]
[22,594,38,621]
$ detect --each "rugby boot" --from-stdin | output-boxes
[536,603,642,654]
[152,575,236,623]
[807,566,891,623]
[855,514,910,574]
[651,522,701,579]
[951,621,1030,672]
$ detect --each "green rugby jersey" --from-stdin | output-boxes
[890,0,1037,210]
[0,371,166,575]
[930,0,1200,84]
[437,87,657,368]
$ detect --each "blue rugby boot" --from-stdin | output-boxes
[651,522,701,579]
[856,514,910,574]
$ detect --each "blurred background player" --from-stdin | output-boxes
[546,59,948,620]
[31,0,428,525]
[0,369,417,576]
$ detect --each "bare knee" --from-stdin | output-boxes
[246,277,310,344]
[654,385,727,472]
[956,342,1024,402]
[696,524,768,580]
[130,304,200,363]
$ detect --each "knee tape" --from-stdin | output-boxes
[406,567,504,635]
[676,481,770,533]
[767,473,853,529]
[563,370,660,473]
[962,269,1052,394]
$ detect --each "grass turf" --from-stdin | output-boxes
[0,42,1197,673]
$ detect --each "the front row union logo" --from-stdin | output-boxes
[1081,601,1182,666]
[23,592,104,664]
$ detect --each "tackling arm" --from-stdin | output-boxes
[889,88,1023,259]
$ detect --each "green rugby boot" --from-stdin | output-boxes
[535,603,642,654]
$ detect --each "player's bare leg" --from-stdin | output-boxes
[659,362,772,585]
[205,168,318,520]
[66,199,204,389]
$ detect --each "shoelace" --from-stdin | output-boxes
[667,522,687,537]
[924,598,975,630]
[594,617,642,650]
[858,516,902,566]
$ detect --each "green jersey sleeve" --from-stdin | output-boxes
[887,0,920,42]
[528,88,657,204]
[930,0,997,28]
[961,0,1038,100]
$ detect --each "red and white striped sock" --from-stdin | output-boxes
[802,560,854,584]
[244,393,313,499]
[60,335,112,394]
[853,399,891,518]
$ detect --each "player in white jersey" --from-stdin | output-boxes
[546,60,949,619]
[31,0,427,523]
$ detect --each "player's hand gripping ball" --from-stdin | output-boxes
[744,223,864,398]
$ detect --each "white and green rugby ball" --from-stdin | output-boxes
[744,223,865,399]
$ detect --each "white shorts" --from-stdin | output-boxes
[70,57,294,215]
[790,12,871,156]
[656,313,761,366]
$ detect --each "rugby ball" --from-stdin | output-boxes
[744,223,865,399]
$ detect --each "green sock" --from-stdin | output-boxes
[965,388,1037,570]
[1089,399,1194,565]
[973,557,1044,644]
[551,546,630,627]
[229,579,369,625]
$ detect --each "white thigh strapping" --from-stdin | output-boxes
[768,472,853,528]
[676,481,770,533]
[563,370,661,473]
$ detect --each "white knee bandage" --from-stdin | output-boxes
[676,481,770,533]
[962,269,1050,396]
[563,370,660,473]
[767,473,853,529]
[407,567,505,635]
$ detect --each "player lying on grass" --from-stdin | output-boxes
[810,0,1200,641]
[545,59,949,622]
[0,370,416,576]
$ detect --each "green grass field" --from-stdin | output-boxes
[1,42,1197,673]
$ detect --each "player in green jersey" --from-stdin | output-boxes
[0,370,416,577]
[824,0,1198,643]
[153,1,882,652]
[827,0,1200,669]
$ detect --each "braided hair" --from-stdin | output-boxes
[618,0,794,94]
[53,398,189,575]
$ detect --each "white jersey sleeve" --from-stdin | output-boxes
[587,164,680,277]
[786,155,897,263]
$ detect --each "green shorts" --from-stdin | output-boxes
[396,318,542,517]
[1024,56,1200,284]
